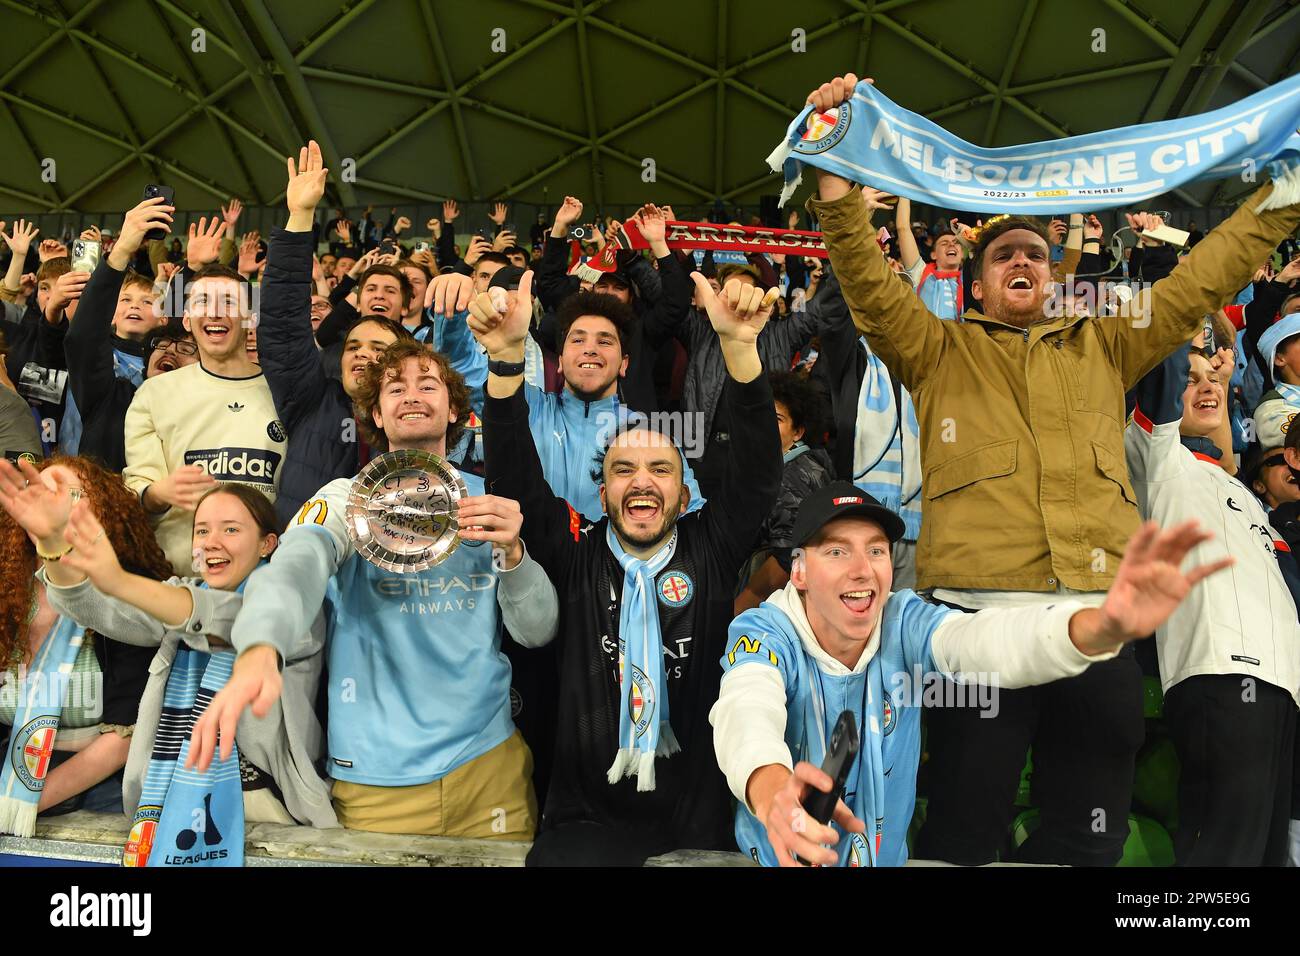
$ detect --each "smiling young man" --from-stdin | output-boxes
[803,71,1300,866]
[122,263,285,575]
[1126,343,1300,865]
[479,269,782,865]
[712,483,1233,867]
[187,339,558,838]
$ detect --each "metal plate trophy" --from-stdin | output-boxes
[344,449,478,572]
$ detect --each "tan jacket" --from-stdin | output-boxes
[811,182,1300,592]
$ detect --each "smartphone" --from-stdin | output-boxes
[142,184,174,241]
[379,238,397,256]
[71,239,101,273]
[414,240,431,254]
[569,223,595,241]
[1202,315,1216,353]
[796,710,859,865]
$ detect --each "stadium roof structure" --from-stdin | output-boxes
[1,0,1298,217]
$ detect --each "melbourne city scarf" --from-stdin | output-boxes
[124,644,243,867]
[605,525,680,791]
[0,615,85,837]
[768,74,1300,214]
[768,585,885,867]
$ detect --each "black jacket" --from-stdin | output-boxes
[258,227,360,529]
[808,271,873,481]
[483,372,782,848]
[64,257,149,471]
[761,444,834,557]
[535,235,690,414]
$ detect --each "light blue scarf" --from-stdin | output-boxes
[853,341,923,542]
[125,646,243,867]
[605,525,680,791]
[768,75,1300,214]
[0,615,85,837]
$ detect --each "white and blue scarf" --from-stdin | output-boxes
[124,583,246,867]
[605,525,680,791]
[0,615,85,837]
[768,75,1300,214]
[854,342,923,542]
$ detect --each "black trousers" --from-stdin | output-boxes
[1164,674,1297,866]
[914,646,1145,866]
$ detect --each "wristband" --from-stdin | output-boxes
[488,359,526,377]
[37,542,74,562]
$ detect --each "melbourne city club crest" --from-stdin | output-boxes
[12,715,58,791]
[658,571,693,608]
[797,105,851,155]
[617,648,656,738]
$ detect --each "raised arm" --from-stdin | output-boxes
[894,195,921,272]
[1113,186,1300,388]
[260,141,333,429]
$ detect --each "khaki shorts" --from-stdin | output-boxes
[331,730,537,840]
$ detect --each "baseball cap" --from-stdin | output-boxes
[488,266,525,291]
[790,481,906,549]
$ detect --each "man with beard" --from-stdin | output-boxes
[803,72,1300,866]
[478,270,782,865]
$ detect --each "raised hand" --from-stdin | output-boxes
[635,204,669,244]
[492,229,518,253]
[554,196,584,234]
[186,216,227,269]
[79,225,102,243]
[286,140,328,216]
[58,501,126,593]
[463,235,492,267]
[0,458,80,550]
[425,271,475,317]
[0,219,40,258]
[112,198,174,267]
[221,198,243,227]
[1277,254,1300,285]
[488,202,509,225]
[187,645,282,772]
[862,187,895,214]
[806,73,872,113]
[39,239,68,262]
[409,248,436,272]
[689,272,778,346]
[787,209,800,230]
[467,269,533,357]
[334,219,352,245]
[1048,219,1068,245]
[1084,214,1104,241]
[442,199,460,223]
[394,215,412,234]
[349,247,382,279]
[1089,521,1233,648]
[237,232,261,276]
[1126,211,1166,245]
[46,270,91,319]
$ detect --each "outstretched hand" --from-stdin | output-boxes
[187,645,282,772]
[1085,520,1234,651]
[688,272,778,346]
[286,140,329,215]
[466,270,533,357]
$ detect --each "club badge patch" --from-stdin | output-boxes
[12,715,58,791]
[796,105,851,155]
[628,663,655,737]
[657,571,694,608]
[882,694,896,736]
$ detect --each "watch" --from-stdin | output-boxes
[488,359,526,377]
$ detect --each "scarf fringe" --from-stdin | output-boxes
[0,794,38,838]
[606,747,635,785]
[634,749,658,793]
[1257,160,1300,212]
[656,722,681,757]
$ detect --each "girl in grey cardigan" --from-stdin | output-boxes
[31,480,338,829]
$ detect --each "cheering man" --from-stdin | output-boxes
[477,269,782,865]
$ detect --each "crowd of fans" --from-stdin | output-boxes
[1,77,1299,868]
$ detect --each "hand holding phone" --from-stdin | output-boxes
[142,185,175,241]
[71,239,102,273]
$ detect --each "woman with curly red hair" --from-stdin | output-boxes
[0,455,170,835]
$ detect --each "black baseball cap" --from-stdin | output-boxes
[488,266,526,291]
[791,481,906,548]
